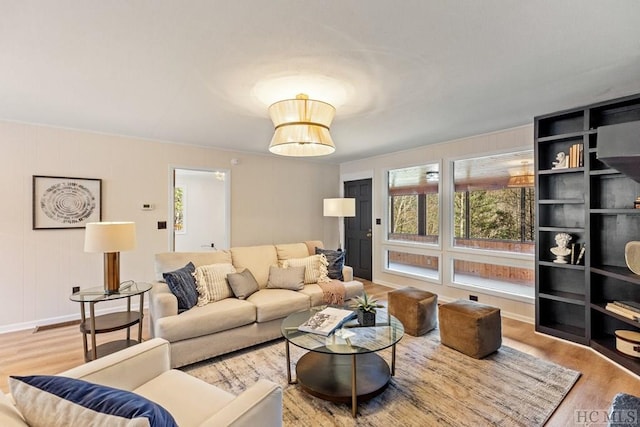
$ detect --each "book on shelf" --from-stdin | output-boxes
[612,301,640,314]
[297,307,356,336]
[567,143,583,168]
[605,302,640,322]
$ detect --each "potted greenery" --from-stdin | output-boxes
[351,292,383,326]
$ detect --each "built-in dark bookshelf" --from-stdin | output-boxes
[535,93,640,375]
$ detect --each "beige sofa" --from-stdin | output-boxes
[150,241,364,367]
[1,338,282,427]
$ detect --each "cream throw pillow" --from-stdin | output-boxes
[283,254,330,284]
[194,263,236,306]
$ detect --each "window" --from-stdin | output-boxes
[453,151,534,254]
[174,186,186,234]
[452,258,534,299]
[388,164,439,244]
[386,250,439,280]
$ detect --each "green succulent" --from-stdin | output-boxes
[351,292,384,313]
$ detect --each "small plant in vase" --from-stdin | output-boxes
[351,292,383,326]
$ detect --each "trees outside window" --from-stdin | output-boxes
[388,164,439,245]
[453,151,535,254]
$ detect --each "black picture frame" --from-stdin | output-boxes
[32,175,102,230]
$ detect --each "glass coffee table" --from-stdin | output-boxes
[281,307,404,417]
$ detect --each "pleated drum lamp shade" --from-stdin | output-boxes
[268,93,336,157]
[84,222,136,294]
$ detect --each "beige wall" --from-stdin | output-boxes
[0,120,340,332]
[340,124,536,322]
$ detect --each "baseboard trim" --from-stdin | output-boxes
[33,319,81,333]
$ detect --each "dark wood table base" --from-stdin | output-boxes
[295,347,391,415]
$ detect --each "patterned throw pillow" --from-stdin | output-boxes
[283,254,330,284]
[193,263,236,306]
[227,269,260,299]
[315,248,345,281]
[162,262,198,312]
[266,265,305,290]
[9,375,177,427]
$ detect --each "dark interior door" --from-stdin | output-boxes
[344,179,372,280]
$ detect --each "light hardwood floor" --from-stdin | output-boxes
[1,280,638,426]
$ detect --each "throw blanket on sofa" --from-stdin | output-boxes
[317,279,347,305]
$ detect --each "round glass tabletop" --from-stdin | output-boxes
[69,281,152,303]
[281,306,404,355]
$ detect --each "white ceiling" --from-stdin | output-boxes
[1,1,640,164]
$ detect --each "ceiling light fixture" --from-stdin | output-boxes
[268,93,336,157]
[507,161,534,188]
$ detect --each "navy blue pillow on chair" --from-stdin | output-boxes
[315,247,345,281]
[9,375,178,427]
[163,262,198,312]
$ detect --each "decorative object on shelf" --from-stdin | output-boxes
[84,222,137,294]
[550,232,572,264]
[268,93,336,157]
[351,292,383,326]
[614,330,640,358]
[625,241,640,275]
[551,152,568,169]
[323,198,356,250]
[634,196,640,209]
[32,175,102,229]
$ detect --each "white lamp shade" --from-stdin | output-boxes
[323,198,356,217]
[84,222,136,253]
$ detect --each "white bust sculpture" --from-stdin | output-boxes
[551,232,572,264]
[552,151,568,169]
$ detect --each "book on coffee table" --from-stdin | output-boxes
[297,307,356,336]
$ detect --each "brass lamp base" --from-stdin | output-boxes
[103,252,121,294]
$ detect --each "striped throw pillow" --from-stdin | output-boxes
[283,254,330,284]
[194,263,236,306]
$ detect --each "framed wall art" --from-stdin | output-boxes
[32,175,102,229]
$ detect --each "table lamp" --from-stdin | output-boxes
[84,222,137,294]
[323,198,356,250]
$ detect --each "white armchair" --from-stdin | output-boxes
[1,338,282,427]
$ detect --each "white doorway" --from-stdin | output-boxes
[170,167,230,251]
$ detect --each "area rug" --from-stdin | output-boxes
[183,332,580,426]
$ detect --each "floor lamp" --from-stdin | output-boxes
[323,198,356,250]
[84,222,137,294]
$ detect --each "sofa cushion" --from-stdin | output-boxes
[155,298,256,342]
[230,245,278,288]
[298,284,326,307]
[154,251,232,281]
[134,370,234,426]
[194,263,235,306]
[247,289,310,322]
[283,254,330,284]
[266,265,305,290]
[315,247,345,281]
[304,240,324,256]
[9,375,177,427]
[162,262,198,312]
[275,243,310,263]
[227,269,260,299]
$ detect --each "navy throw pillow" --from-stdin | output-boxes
[9,375,178,427]
[163,262,198,312]
[315,247,345,281]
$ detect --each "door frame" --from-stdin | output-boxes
[168,165,231,251]
[341,170,374,280]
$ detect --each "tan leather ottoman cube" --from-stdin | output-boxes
[388,287,437,336]
[439,299,501,359]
